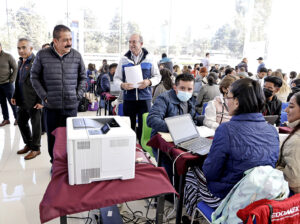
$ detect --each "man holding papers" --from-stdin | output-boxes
[114,34,161,141]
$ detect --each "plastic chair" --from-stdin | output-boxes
[140,113,154,157]
[281,102,289,112]
[280,112,288,126]
[117,103,124,116]
[202,102,208,115]
[191,201,215,223]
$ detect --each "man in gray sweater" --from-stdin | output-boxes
[0,43,18,126]
[31,25,86,164]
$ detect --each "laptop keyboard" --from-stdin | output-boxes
[180,137,212,152]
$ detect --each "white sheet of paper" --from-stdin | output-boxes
[124,65,144,88]
[158,132,173,142]
[196,126,215,137]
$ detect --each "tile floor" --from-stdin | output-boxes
[0,108,180,224]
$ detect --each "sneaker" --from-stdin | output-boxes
[0,120,10,127]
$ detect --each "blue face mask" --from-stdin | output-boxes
[176,90,192,102]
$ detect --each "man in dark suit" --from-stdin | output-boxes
[11,38,43,160]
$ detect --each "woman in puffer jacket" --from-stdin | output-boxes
[183,78,279,223]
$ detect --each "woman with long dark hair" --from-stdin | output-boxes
[277,92,300,193]
[183,78,279,223]
[195,72,220,114]
[152,68,173,103]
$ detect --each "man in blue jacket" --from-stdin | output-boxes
[31,25,86,164]
[147,73,198,183]
[114,34,161,141]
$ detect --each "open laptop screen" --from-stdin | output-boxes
[165,114,199,145]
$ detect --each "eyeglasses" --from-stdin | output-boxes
[128,40,140,44]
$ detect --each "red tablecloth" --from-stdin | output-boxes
[279,126,292,134]
[103,92,117,101]
[39,127,177,223]
[147,134,206,175]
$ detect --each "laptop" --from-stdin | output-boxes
[165,114,212,155]
[264,115,279,125]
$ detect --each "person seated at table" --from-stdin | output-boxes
[195,72,220,114]
[203,74,239,130]
[276,92,300,194]
[152,68,173,103]
[100,63,118,93]
[262,76,283,126]
[287,79,300,102]
[271,71,291,103]
[147,73,198,183]
[183,78,279,221]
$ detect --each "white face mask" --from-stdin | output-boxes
[287,120,300,128]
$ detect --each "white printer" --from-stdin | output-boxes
[66,116,136,185]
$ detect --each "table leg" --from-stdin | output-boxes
[60,215,67,224]
[155,195,165,224]
[104,99,107,116]
[175,173,186,224]
[157,150,162,167]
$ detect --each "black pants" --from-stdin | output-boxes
[44,108,77,163]
[41,108,47,132]
[123,100,151,142]
[17,107,41,151]
[0,82,17,120]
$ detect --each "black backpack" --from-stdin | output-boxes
[78,96,89,112]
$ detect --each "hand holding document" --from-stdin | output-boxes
[124,65,144,88]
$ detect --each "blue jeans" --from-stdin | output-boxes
[0,82,17,120]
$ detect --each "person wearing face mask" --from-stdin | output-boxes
[262,76,283,126]
[183,78,279,222]
[147,73,198,188]
[276,92,300,194]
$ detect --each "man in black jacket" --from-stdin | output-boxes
[11,38,43,160]
[31,25,86,163]
[262,76,283,126]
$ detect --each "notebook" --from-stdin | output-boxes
[165,114,212,155]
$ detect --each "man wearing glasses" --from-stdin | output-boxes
[114,34,161,142]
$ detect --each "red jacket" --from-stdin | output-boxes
[237,194,300,224]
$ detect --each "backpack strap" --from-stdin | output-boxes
[268,204,273,224]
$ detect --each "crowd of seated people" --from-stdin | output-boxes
[183,78,280,222]
[145,59,300,223]
[62,51,300,222]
